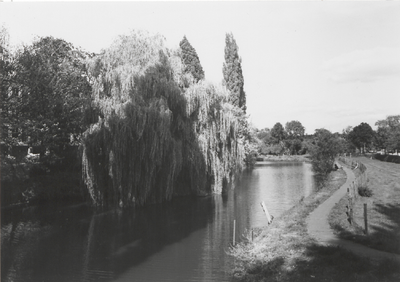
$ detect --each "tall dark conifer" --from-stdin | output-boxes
[223,33,246,112]
[179,36,204,82]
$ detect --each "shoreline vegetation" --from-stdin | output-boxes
[0,153,308,209]
[0,153,86,209]
[2,24,399,210]
[1,153,397,210]
[256,154,310,162]
[230,163,400,281]
[1,31,250,209]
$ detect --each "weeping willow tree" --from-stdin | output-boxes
[82,30,244,207]
[184,82,244,193]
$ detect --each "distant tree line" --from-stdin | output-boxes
[256,120,308,156]
[341,117,400,155]
[255,117,400,174]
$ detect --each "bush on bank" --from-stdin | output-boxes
[1,148,86,207]
[373,153,400,164]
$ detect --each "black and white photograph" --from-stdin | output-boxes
[1,1,400,281]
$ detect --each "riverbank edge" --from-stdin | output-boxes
[229,168,400,281]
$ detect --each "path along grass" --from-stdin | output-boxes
[230,168,400,281]
[329,156,400,255]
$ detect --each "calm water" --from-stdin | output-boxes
[1,162,320,282]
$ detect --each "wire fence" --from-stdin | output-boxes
[338,156,368,230]
[337,157,400,252]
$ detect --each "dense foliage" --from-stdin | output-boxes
[1,29,91,206]
[257,121,308,155]
[257,117,399,159]
[3,23,397,207]
[1,26,15,147]
[309,129,339,174]
[179,36,205,83]
[82,31,244,207]
[285,120,305,138]
[375,115,400,154]
[347,122,375,153]
[270,122,286,144]
[223,33,246,112]
[284,120,305,155]
[1,34,92,150]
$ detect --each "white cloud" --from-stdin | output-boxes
[322,47,400,83]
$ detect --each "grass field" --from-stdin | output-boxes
[329,156,400,254]
[231,168,400,281]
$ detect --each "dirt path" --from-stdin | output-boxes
[307,165,400,263]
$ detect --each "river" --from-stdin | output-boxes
[1,161,321,282]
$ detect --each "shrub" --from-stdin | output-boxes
[373,154,400,164]
[244,151,257,168]
[260,144,284,155]
[358,186,373,197]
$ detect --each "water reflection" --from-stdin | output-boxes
[2,161,319,282]
[239,162,318,228]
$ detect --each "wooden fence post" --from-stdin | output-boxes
[350,206,353,225]
[348,197,353,225]
[233,220,236,246]
[364,203,368,235]
[354,180,357,199]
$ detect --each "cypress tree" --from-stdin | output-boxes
[223,33,246,112]
[179,36,205,83]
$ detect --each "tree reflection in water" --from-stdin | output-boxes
[1,162,319,282]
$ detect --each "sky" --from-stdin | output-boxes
[1,1,400,134]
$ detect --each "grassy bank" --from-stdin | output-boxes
[230,168,400,281]
[329,156,400,255]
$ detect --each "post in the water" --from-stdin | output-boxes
[260,201,274,224]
